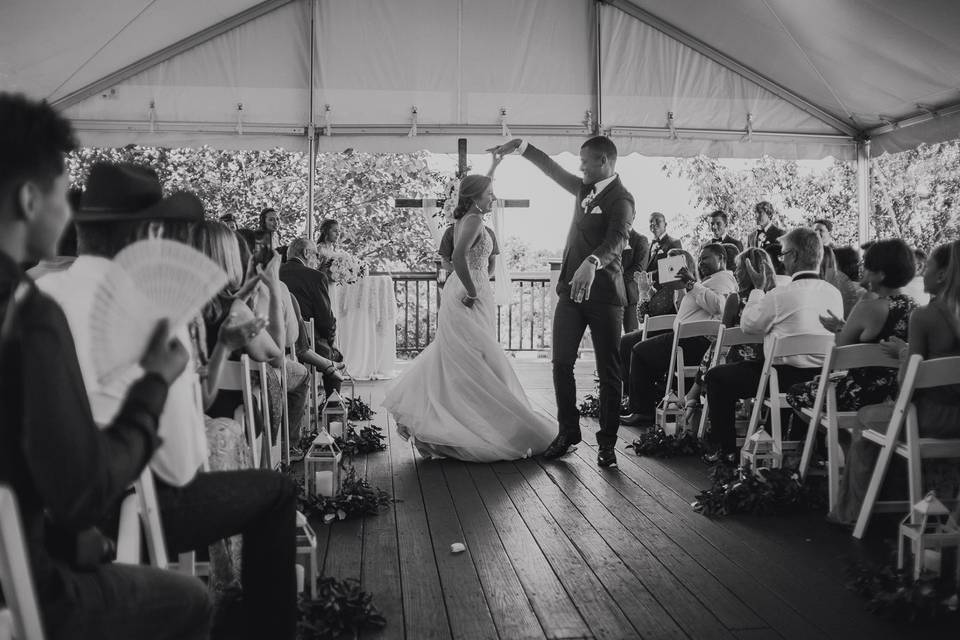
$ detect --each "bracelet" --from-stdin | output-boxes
[465,293,478,300]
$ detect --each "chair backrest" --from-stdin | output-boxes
[769,333,835,360]
[134,468,170,569]
[0,485,45,640]
[641,313,676,340]
[304,318,316,351]
[218,354,260,468]
[717,326,765,349]
[912,354,960,389]
[676,319,721,340]
[832,342,902,371]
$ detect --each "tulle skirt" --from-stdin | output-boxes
[382,269,555,462]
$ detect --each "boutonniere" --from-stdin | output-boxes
[580,194,594,210]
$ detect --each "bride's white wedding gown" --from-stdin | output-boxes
[382,215,555,462]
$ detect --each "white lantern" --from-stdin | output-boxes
[304,430,342,497]
[295,510,319,599]
[321,390,347,438]
[740,429,779,473]
[898,491,960,578]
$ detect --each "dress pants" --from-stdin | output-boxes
[552,297,623,448]
[316,337,343,398]
[705,360,819,454]
[625,332,711,415]
[622,303,639,333]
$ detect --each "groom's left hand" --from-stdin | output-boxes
[569,260,597,303]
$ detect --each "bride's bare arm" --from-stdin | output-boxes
[452,214,484,306]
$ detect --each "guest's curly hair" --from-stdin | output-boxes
[453,175,492,220]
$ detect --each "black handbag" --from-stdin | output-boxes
[638,286,677,318]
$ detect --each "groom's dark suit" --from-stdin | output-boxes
[522,144,635,448]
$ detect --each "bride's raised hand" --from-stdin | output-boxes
[487,139,522,157]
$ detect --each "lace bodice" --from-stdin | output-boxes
[455,215,493,271]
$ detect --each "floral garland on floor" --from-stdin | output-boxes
[336,423,387,458]
[692,462,827,517]
[578,374,601,418]
[298,577,387,639]
[345,396,376,422]
[627,428,704,458]
[847,563,959,624]
[295,465,392,524]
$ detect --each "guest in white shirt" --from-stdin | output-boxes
[621,244,737,426]
[703,227,843,460]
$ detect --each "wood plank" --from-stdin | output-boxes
[323,454,367,579]
[360,422,403,640]
[733,629,784,640]
[467,464,592,640]
[417,458,499,639]
[388,411,452,640]
[519,460,733,640]
[442,461,546,640]
[493,462,646,640]
[509,460,696,640]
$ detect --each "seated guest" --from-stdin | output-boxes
[833,245,861,281]
[820,244,865,316]
[219,212,239,231]
[830,240,960,525]
[720,243,739,272]
[281,237,342,399]
[0,93,211,640]
[747,201,784,251]
[621,244,737,427]
[707,210,743,252]
[901,246,931,305]
[26,188,81,279]
[620,227,650,333]
[40,163,297,640]
[703,228,843,462]
[787,239,918,414]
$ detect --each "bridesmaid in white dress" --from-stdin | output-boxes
[382,173,555,462]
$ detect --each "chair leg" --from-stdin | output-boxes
[826,401,842,513]
[853,436,898,539]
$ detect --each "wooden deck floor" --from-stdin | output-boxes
[316,359,911,640]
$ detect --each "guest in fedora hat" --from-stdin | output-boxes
[37,161,299,640]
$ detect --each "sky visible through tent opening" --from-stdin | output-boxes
[427,152,835,251]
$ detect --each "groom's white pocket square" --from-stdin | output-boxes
[589,206,603,215]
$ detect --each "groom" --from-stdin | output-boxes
[493,136,634,468]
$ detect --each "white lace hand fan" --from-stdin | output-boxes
[89,262,162,386]
[90,238,228,385]
[114,238,229,329]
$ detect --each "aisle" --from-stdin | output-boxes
[314,359,908,640]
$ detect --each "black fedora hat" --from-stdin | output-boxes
[77,162,204,222]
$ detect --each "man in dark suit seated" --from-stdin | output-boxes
[280,237,341,398]
[620,227,649,333]
[708,210,743,252]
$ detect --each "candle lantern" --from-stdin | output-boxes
[898,491,960,579]
[295,510,319,599]
[321,389,347,437]
[740,429,778,473]
[304,430,342,497]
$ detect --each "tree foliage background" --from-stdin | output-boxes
[665,140,960,254]
[67,146,447,271]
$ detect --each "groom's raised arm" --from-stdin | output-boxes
[592,197,634,268]
[493,139,581,196]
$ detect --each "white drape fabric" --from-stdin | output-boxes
[331,275,397,380]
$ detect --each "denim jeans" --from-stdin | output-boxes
[50,563,211,640]
[156,469,298,640]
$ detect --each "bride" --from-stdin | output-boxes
[382,168,555,462]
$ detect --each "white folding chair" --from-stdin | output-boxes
[655,319,720,433]
[853,355,960,539]
[639,313,676,341]
[742,333,835,468]
[304,318,354,428]
[697,325,764,440]
[215,354,262,468]
[797,343,900,511]
[280,357,292,467]
[0,485,45,640]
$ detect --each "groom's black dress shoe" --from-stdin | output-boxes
[597,446,618,468]
[620,412,655,428]
[542,433,581,459]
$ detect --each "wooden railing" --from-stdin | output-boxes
[386,271,553,355]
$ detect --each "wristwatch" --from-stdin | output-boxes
[586,255,601,268]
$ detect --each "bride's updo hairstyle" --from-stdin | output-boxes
[453,174,491,220]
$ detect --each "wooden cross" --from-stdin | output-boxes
[394,138,530,210]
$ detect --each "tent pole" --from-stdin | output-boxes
[856,139,872,245]
[306,0,317,240]
[594,1,603,134]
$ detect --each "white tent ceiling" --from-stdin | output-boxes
[2,0,959,159]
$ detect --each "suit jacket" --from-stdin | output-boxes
[644,233,683,285]
[279,258,336,342]
[747,224,784,250]
[710,234,744,252]
[523,144,635,306]
[621,229,650,305]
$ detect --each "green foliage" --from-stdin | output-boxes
[692,462,826,517]
[847,563,959,624]
[293,465,391,525]
[67,146,447,270]
[335,424,387,458]
[665,141,960,254]
[298,577,387,639]
[626,428,704,458]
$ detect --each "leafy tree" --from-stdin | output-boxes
[67,146,446,271]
